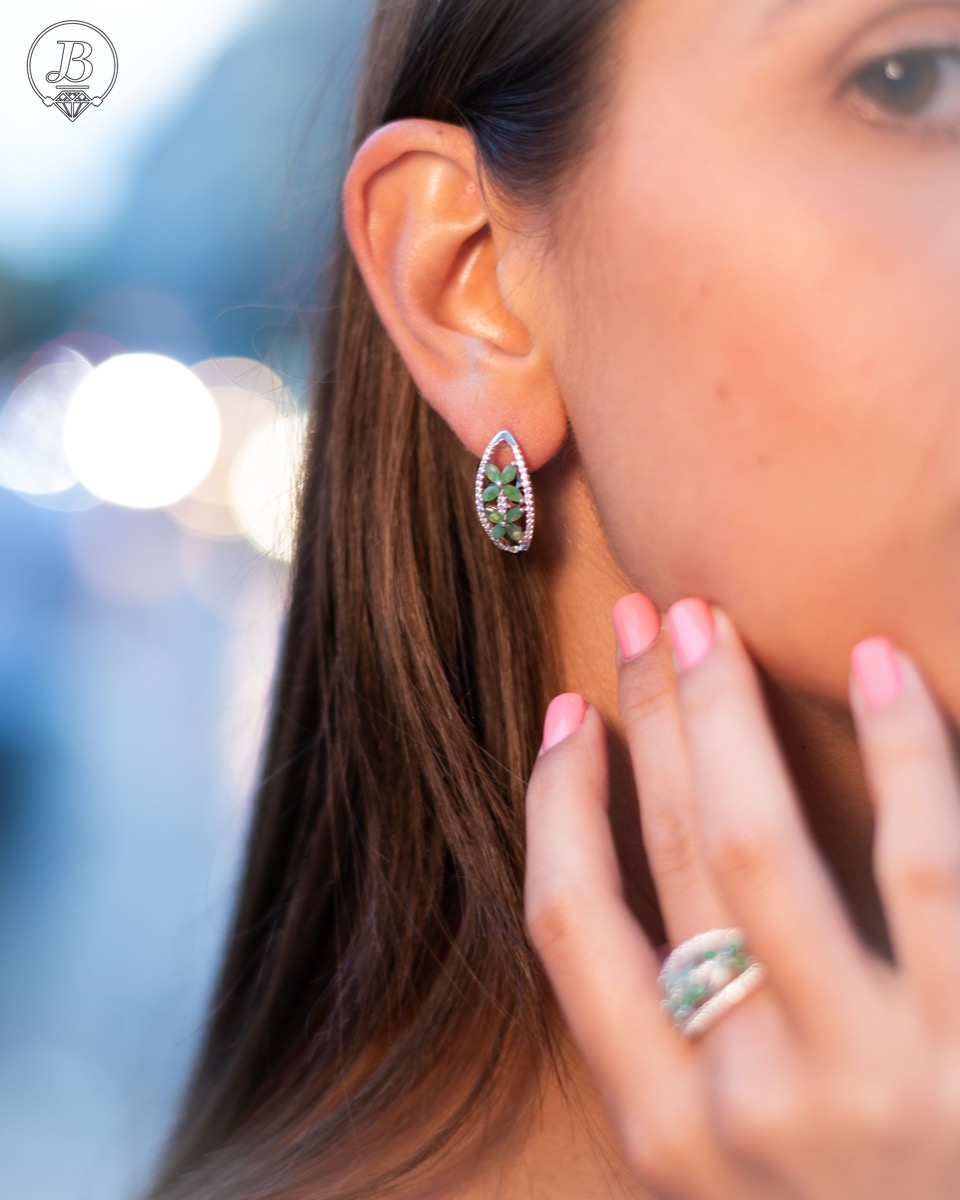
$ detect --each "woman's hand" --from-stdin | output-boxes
[523,594,960,1200]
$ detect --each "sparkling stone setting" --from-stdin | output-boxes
[657,926,766,1040]
[474,430,535,553]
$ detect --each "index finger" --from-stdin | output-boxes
[612,592,732,947]
[524,697,688,1125]
[525,695,760,1195]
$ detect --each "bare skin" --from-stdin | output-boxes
[341,0,960,1192]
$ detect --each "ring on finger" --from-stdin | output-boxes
[658,927,767,1039]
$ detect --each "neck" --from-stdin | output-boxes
[755,669,889,956]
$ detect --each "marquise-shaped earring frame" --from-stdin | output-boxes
[474,429,535,553]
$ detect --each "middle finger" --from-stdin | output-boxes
[666,596,877,1043]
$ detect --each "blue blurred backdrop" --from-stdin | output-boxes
[0,3,372,1196]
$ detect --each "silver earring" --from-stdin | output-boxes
[474,429,534,553]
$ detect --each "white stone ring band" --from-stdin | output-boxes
[657,927,767,1040]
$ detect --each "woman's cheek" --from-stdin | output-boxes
[560,109,960,700]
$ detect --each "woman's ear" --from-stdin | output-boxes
[341,118,568,468]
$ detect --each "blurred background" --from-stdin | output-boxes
[0,2,372,1196]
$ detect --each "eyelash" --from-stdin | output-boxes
[845,42,960,142]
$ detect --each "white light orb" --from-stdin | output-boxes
[63,352,221,509]
[190,355,288,404]
[166,381,278,540]
[0,359,91,494]
[228,413,307,563]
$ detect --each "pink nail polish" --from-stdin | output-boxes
[612,593,661,660]
[851,636,901,708]
[666,598,715,671]
[540,693,586,754]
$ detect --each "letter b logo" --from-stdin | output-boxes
[45,40,95,86]
[27,22,117,122]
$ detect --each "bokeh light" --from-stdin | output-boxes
[0,2,364,1195]
[0,358,91,495]
[63,353,221,509]
[14,342,93,383]
[189,355,289,403]
[228,412,307,562]
[166,356,296,542]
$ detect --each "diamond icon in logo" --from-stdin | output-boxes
[53,89,92,121]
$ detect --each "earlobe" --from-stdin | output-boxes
[340,117,568,471]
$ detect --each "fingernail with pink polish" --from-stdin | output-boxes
[540,692,586,754]
[851,636,901,708]
[612,592,661,660]
[666,598,715,671]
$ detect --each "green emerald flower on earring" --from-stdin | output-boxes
[474,429,535,553]
[481,461,524,543]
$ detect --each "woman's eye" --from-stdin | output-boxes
[847,45,960,130]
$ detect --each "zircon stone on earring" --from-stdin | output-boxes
[474,429,535,552]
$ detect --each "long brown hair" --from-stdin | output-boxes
[142,1,629,1196]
